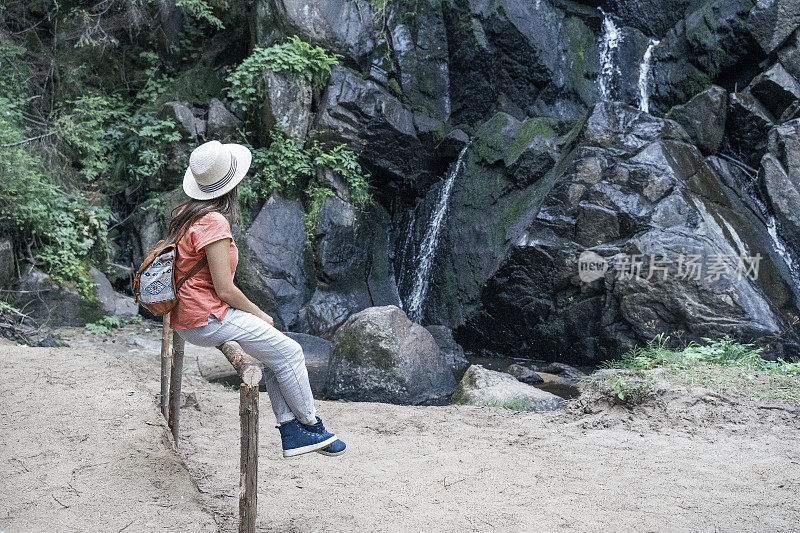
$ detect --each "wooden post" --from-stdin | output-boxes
[160,315,171,419]
[217,341,262,533]
[168,332,185,446]
[239,384,259,533]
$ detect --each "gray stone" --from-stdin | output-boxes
[14,265,104,326]
[748,0,800,55]
[778,29,800,82]
[0,239,14,290]
[425,324,469,371]
[749,63,800,119]
[727,92,775,168]
[205,98,242,141]
[160,101,204,138]
[239,193,313,330]
[90,267,138,318]
[314,195,367,283]
[666,85,728,153]
[325,305,456,404]
[453,365,564,412]
[257,71,312,142]
[760,119,800,255]
[504,363,544,385]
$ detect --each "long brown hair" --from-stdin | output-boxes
[165,186,240,246]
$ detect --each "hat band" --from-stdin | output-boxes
[197,154,237,193]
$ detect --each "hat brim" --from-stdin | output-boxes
[183,143,252,200]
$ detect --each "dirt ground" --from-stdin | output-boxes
[2,324,799,532]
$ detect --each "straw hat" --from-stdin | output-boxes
[183,140,252,200]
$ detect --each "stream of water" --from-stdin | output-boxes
[403,143,470,323]
[598,9,621,101]
[638,39,660,112]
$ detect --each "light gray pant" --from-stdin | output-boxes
[176,307,317,425]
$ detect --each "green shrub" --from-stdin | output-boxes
[226,36,341,112]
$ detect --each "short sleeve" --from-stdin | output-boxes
[188,212,233,252]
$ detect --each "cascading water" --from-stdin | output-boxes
[767,216,800,288]
[638,39,660,113]
[597,9,622,101]
[402,143,470,323]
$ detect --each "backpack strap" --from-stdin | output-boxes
[175,256,208,294]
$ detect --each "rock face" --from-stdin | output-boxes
[727,92,775,168]
[747,0,800,55]
[13,266,104,326]
[760,119,800,257]
[256,70,312,142]
[425,325,469,371]
[666,86,727,154]
[205,98,242,141]
[452,102,800,363]
[325,305,456,404]
[90,267,138,318]
[452,365,564,412]
[238,193,313,331]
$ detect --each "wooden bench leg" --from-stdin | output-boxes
[239,383,259,533]
[160,316,171,419]
[168,332,185,446]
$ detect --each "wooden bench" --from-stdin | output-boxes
[160,315,261,533]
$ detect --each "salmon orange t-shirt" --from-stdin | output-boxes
[169,211,238,329]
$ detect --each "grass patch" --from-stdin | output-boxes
[588,334,800,403]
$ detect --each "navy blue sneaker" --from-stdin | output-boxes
[301,417,347,457]
[277,419,338,458]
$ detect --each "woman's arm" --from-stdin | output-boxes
[204,238,274,326]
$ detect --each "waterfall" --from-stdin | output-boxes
[597,10,621,101]
[638,39,660,113]
[767,216,800,287]
[403,143,470,323]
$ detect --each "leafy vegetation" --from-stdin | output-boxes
[85,314,142,335]
[587,334,800,404]
[226,36,342,112]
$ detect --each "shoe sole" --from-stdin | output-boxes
[315,447,346,457]
[282,435,338,458]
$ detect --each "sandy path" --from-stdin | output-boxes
[0,342,216,532]
[3,326,800,532]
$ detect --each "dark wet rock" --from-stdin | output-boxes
[13,265,104,326]
[239,193,313,330]
[453,365,564,411]
[666,85,727,153]
[748,63,800,119]
[160,101,204,138]
[388,0,451,121]
[256,70,312,142]
[325,305,456,404]
[747,0,800,55]
[650,0,764,114]
[602,0,694,36]
[727,92,775,168]
[760,119,800,255]
[254,0,378,69]
[453,102,800,364]
[443,0,599,124]
[313,195,368,284]
[425,324,469,371]
[38,337,68,348]
[90,267,138,318]
[0,239,14,290]
[312,65,434,194]
[504,363,544,385]
[205,98,242,142]
[536,361,588,382]
[778,29,800,81]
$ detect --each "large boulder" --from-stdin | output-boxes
[747,0,800,55]
[205,98,242,141]
[760,119,800,255]
[453,102,800,364]
[778,29,800,81]
[325,305,456,404]
[13,265,104,326]
[748,63,800,119]
[726,92,775,168]
[666,85,727,154]
[90,267,138,318]
[256,70,312,142]
[254,0,378,69]
[452,365,564,412]
[159,101,204,139]
[238,193,313,330]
